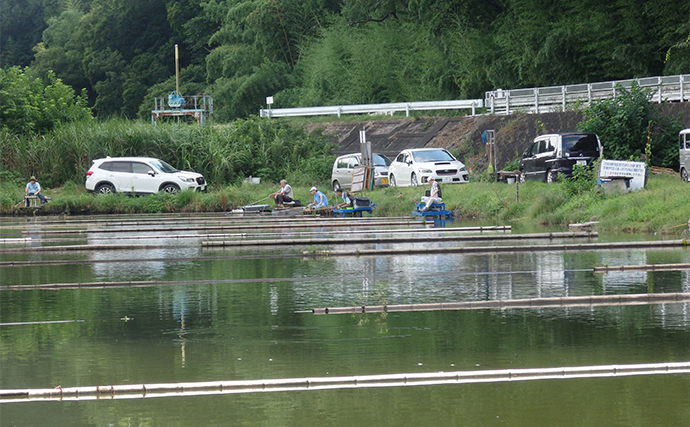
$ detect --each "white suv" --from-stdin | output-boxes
[85,157,206,194]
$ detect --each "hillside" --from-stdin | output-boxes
[308,103,690,172]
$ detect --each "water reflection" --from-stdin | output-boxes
[0,215,688,426]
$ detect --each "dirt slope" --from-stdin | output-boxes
[306,103,690,172]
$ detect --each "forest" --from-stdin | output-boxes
[2,0,689,123]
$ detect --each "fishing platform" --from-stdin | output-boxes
[332,203,377,217]
[411,202,453,219]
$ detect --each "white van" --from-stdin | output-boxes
[679,129,690,181]
[331,153,391,191]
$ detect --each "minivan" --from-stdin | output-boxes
[679,129,690,181]
[519,133,602,182]
[331,153,391,191]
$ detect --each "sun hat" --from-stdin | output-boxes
[310,186,317,191]
[30,176,36,181]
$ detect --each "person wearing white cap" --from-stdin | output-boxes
[420,177,442,212]
[307,186,328,209]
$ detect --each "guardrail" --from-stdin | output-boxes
[259,99,483,118]
[485,74,690,115]
[258,74,689,119]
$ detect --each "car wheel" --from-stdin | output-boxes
[95,183,115,194]
[682,168,689,182]
[161,184,180,194]
[332,180,341,192]
[546,169,557,183]
[411,173,418,186]
[390,174,397,187]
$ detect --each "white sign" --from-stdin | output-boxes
[599,160,646,191]
[266,96,274,105]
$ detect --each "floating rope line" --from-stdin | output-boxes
[202,231,594,248]
[16,220,427,236]
[303,239,685,257]
[2,362,688,403]
[312,292,690,314]
[0,225,511,245]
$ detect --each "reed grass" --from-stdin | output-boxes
[0,118,336,188]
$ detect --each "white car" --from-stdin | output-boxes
[331,153,391,191]
[388,148,469,187]
[85,157,207,194]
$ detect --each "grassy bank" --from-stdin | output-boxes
[2,174,689,235]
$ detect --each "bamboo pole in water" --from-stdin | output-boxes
[312,292,690,315]
[2,362,688,403]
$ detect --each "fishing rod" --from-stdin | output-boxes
[245,195,272,206]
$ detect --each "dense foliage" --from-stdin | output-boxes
[0,66,92,134]
[2,0,688,121]
[578,84,683,168]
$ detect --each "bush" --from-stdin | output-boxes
[578,83,683,168]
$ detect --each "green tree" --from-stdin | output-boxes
[0,66,92,135]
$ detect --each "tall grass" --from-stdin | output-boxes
[0,118,336,188]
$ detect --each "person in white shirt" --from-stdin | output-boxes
[420,177,442,212]
[269,179,293,208]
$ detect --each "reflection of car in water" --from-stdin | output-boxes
[678,129,690,182]
[388,148,469,187]
[519,133,602,183]
[331,153,391,191]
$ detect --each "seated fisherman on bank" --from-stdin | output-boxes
[306,186,328,210]
[334,188,353,208]
[420,177,442,212]
[269,179,293,208]
[25,176,48,205]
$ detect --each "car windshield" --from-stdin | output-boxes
[563,134,599,153]
[411,149,455,162]
[150,160,179,173]
[373,154,391,166]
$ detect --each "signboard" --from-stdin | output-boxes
[599,160,646,191]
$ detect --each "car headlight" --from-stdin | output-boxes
[178,176,196,183]
[419,169,432,174]
[459,166,467,172]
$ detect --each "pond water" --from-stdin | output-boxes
[0,214,688,426]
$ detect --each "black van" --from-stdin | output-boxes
[519,133,602,182]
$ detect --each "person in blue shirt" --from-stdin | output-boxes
[307,186,328,209]
[25,176,48,205]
